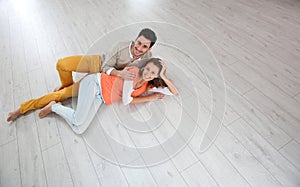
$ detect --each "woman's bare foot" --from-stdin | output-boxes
[39,101,60,118]
[7,109,21,122]
[53,85,64,92]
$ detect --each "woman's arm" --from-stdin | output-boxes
[160,61,179,95]
[130,93,165,104]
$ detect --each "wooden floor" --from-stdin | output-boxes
[1,0,300,186]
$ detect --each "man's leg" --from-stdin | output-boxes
[56,55,102,88]
[19,80,81,114]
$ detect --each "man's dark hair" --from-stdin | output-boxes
[137,28,157,48]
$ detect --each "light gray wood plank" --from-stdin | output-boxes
[121,166,158,187]
[0,140,21,187]
[27,69,61,150]
[220,63,254,95]
[195,143,250,186]
[135,101,198,185]
[148,97,203,172]
[227,87,291,149]
[55,117,101,187]
[16,114,48,187]
[171,146,199,173]
[148,160,188,187]
[59,0,102,50]
[87,146,129,187]
[217,0,299,57]
[229,61,300,122]
[181,161,218,187]
[9,12,48,187]
[212,20,299,86]
[0,8,16,144]
[97,104,137,147]
[233,1,300,58]
[20,18,42,73]
[19,11,62,150]
[152,35,209,86]
[228,118,300,187]
[209,44,239,66]
[189,124,250,186]
[49,0,86,54]
[132,94,203,173]
[42,143,73,187]
[197,0,300,73]
[294,93,300,103]
[228,43,300,90]
[33,1,69,58]
[234,48,300,97]
[279,140,300,171]
[215,126,282,186]
[107,102,166,168]
[222,104,241,126]
[184,67,226,128]
[91,92,192,185]
[86,105,142,167]
[244,88,300,143]
[30,12,61,92]
[123,117,160,149]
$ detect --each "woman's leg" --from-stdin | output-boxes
[52,74,103,134]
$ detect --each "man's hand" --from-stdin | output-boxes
[118,67,136,80]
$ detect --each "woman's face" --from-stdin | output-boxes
[142,62,159,81]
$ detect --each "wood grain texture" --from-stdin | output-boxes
[1,0,300,186]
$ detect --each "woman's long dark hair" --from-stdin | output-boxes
[130,58,168,89]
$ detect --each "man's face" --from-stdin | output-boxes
[131,35,152,57]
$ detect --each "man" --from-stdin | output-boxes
[7,28,157,121]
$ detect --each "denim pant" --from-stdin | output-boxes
[52,73,103,134]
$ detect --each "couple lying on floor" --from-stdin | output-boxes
[7,29,178,134]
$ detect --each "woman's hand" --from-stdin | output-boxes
[158,60,179,95]
[149,93,165,100]
[130,93,165,104]
[159,60,167,78]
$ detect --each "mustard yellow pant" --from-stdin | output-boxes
[20,55,102,114]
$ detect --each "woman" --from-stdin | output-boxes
[8,58,178,134]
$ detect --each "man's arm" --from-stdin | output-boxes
[101,43,119,74]
[102,42,136,80]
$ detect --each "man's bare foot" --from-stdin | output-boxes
[53,85,64,92]
[7,109,21,122]
[39,101,60,118]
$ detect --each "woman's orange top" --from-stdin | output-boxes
[100,67,148,105]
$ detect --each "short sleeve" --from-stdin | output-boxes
[122,80,134,105]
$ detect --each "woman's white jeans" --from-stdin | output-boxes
[52,73,103,134]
